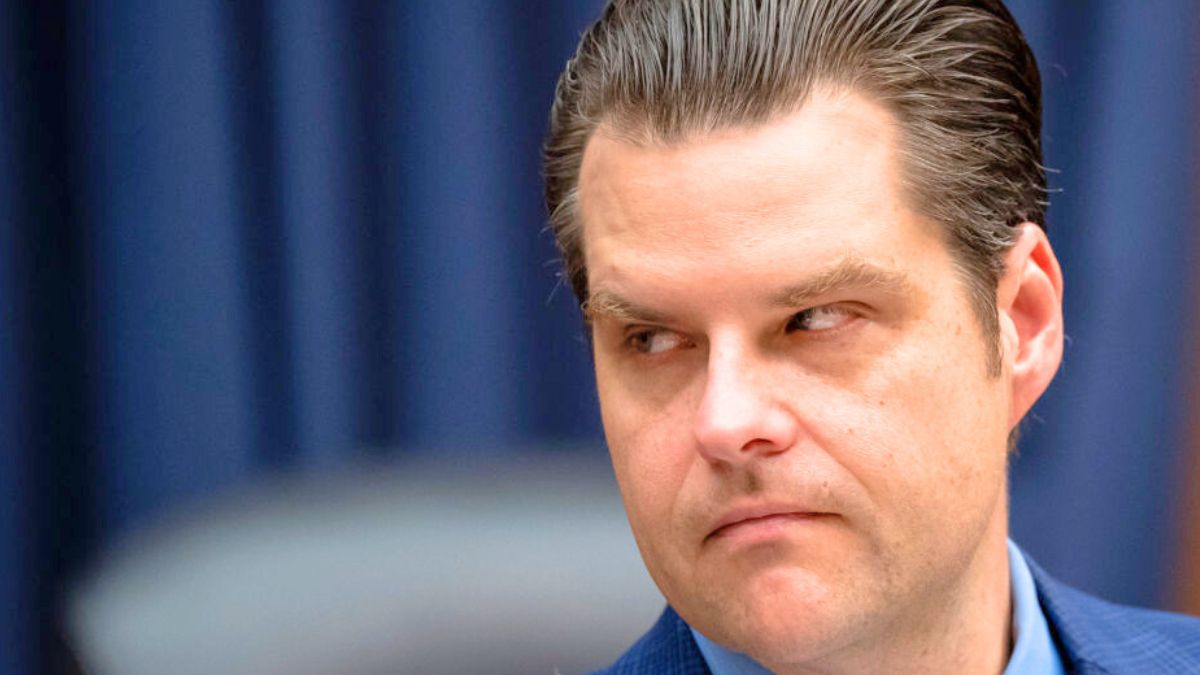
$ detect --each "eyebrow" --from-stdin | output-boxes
[768,257,916,309]
[582,289,670,325]
[583,256,917,325]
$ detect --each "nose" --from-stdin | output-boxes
[693,339,799,465]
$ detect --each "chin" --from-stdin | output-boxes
[681,564,859,665]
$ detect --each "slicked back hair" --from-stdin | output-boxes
[543,0,1045,375]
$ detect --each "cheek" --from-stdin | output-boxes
[599,380,697,531]
[819,341,1009,511]
[604,421,701,596]
[598,349,701,475]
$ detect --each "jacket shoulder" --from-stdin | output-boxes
[1029,557,1200,673]
[591,606,711,675]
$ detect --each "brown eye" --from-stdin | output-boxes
[787,306,854,332]
[628,329,689,354]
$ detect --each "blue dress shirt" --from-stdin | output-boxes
[691,540,1067,674]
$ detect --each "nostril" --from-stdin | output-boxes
[742,437,784,454]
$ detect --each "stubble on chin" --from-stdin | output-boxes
[670,518,917,669]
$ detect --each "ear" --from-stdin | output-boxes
[996,223,1064,428]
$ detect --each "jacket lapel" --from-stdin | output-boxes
[1028,554,1200,674]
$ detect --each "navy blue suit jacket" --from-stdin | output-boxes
[595,558,1200,674]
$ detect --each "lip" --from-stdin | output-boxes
[705,504,831,543]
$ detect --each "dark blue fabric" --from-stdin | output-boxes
[596,559,1200,675]
[594,606,711,675]
[0,6,26,673]
[1030,557,1200,674]
[1,2,1197,674]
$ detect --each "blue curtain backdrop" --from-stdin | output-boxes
[2,2,1198,674]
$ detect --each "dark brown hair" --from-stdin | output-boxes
[543,0,1045,373]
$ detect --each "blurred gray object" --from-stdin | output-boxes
[67,451,663,675]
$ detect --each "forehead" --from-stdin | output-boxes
[577,88,941,299]
[581,89,897,215]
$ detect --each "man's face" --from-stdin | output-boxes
[578,89,1018,668]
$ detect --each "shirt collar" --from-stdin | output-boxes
[690,539,1066,675]
[1005,539,1067,675]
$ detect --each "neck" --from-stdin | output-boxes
[770,506,1013,675]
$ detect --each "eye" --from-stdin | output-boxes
[627,328,691,355]
[787,305,855,333]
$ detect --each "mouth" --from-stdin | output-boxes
[705,506,832,544]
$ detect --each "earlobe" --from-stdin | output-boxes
[997,223,1064,427]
